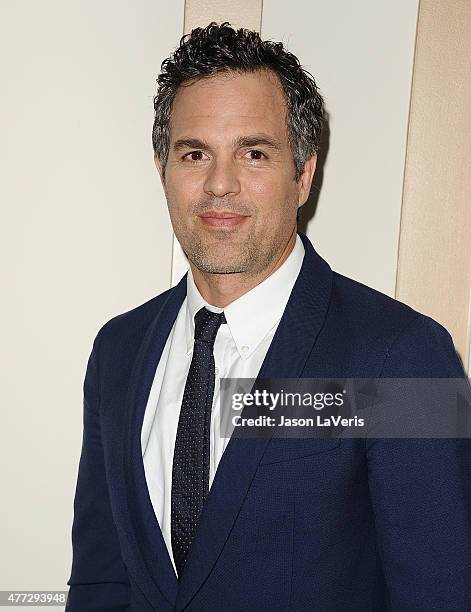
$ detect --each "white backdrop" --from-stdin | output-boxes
[261,0,419,297]
[0,0,182,599]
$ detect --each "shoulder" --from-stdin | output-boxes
[330,271,463,377]
[92,284,180,355]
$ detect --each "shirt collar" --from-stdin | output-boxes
[185,233,305,359]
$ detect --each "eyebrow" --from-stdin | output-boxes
[172,133,283,153]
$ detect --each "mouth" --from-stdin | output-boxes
[198,211,250,228]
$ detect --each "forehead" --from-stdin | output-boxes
[169,69,288,142]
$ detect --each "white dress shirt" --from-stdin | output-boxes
[141,234,305,574]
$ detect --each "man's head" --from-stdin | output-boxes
[152,22,325,277]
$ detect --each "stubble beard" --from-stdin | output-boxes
[180,226,260,275]
[169,198,289,277]
[174,221,282,277]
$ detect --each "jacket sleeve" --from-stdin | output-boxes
[366,314,471,611]
[66,326,131,611]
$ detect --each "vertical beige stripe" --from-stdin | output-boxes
[171,0,263,284]
[396,0,471,370]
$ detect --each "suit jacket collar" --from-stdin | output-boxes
[122,231,333,610]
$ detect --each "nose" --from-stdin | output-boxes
[203,156,241,198]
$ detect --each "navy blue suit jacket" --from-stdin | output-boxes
[67,232,471,611]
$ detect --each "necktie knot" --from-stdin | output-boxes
[194,306,226,345]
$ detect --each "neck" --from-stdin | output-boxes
[190,228,298,308]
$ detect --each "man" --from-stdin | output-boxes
[67,22,471,611]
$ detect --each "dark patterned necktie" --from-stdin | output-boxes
[171,306,227,578]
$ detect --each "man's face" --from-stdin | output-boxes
[155,69,315,276]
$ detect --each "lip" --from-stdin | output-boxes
[198,211,249,227]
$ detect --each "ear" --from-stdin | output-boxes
[154,155,166,186]
[297,152,317,207]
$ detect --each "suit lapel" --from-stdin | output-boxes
[175,232,333,611]
[123,274,187,608]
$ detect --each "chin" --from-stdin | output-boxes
[187,252,245,273]
[195,261,246,274]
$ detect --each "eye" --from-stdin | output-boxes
[182,151,207,162]
[245,150,266,161]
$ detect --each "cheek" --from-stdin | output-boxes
[166,176,199,211]
[246,175,298,215]
[245,173,271,197]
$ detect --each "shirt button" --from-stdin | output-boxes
[215,366,219,377]
[241,345,249,354]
